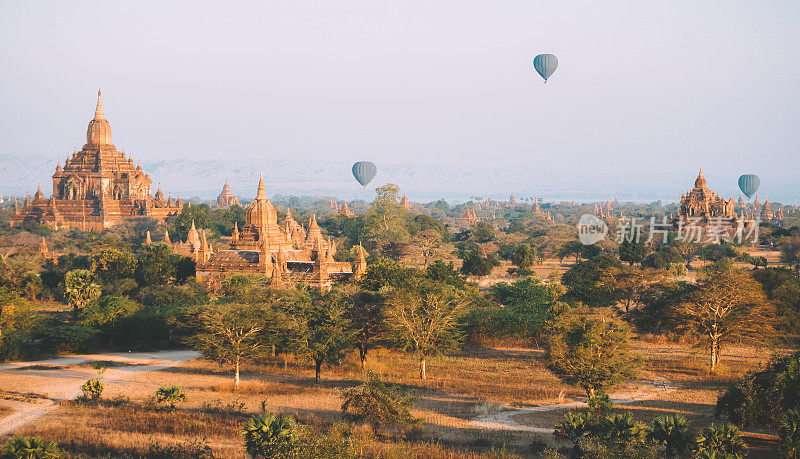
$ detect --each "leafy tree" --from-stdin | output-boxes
[174,256,196,285]
[674,240,701,268]
[467,278,565,344]
[344,290,387,370]
[561,254,624,307]
[699,243,738,262]
[64,269,101,312]
[692,423,746,458]
[243,413,298,458]
[618,239,647,266]
[425,260,468,290]
[412,229,443,266]
[91,248,137,285]
[511,243,537,270]
[471,221,495,243]
[341,370,418,431]
[182,303,269,389]
[386,280,468,379]
[672,261,775,373]
[0,289,39,361]
[557,240,586,263]
[155,385,188,408]
[546,310,640,397]
[460,249,499,277]
[80,296,142,327]
[2,436,61,459]
[289,291,352,383]
[717,351,800,429]
[602,266,671,313]
[365,184,410,256]
[642,246,682,269]
[507,220,525,234]
[359,257,420,291]
[135,243,178,287]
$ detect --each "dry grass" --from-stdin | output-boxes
[0,339,784,457]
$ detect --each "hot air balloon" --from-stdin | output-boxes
[533,54,558,82]
[738,174,760,199]
[352,161,377,188]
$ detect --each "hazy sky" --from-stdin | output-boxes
[2,1,799,178]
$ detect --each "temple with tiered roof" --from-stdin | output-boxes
[673,168,736,225]
[195,175,367,291]
[10,91,181,231]
[215,180,239,209]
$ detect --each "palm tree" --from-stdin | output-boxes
[2,436,61,458]
[242,413,297,457]
[647,415,692,457]
[693,423,747,458]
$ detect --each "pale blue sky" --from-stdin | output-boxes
[1,1,798,179]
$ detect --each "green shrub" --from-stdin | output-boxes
[717,351,800,429]
[593,413,647,449]
[693,423,746,458]
[646,415,692,457]
[242,413,298,458]
[79,379,104,400]
[779,409,800,458]
[341,371,419,431]
[155,385,188,408]
[554,411,590,446]
[2,436,61,458]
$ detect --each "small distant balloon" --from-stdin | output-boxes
[352,161,377,188]
[738,174,760,199]
[533,54,558,82]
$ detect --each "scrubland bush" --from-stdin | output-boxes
[341,371,418,431]
[79,378,104,400]
[155,385,188,408]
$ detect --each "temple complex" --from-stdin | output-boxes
[400,194,412,210]
[673,168,736,225]
[10,91,181,231]
[194,175,367,291]
[215,180,239,209]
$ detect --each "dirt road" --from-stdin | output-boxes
[468,379,676,433]
[0,350,200,436]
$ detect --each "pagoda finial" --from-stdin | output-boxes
[256,173,266,200]
[94,89,105,120]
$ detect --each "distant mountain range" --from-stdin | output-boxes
[1,154,796,205]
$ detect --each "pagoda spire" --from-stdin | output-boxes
[256,173,266,201]
[94,89,105,120]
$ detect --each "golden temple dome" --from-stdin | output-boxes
[246,174,277,228]
[87,90,112,145]
[694,167,707,189]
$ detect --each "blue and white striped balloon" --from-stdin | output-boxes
[533,54,558,82]
[352,161,377,188]
[738,174,760,199]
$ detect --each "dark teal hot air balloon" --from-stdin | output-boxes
[352,161,377,188]
[533,54,558,82]
[738,174,760,199]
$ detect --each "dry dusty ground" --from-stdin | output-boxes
[0,341,784,457]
